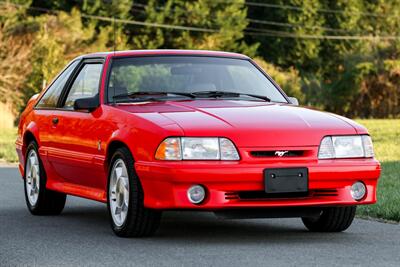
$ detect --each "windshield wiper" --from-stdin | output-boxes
[112,91,196,102]
[112,91,271,103]
[239,93,271,102]
[192,90,271,102]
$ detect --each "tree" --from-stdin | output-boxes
[3,0,400,118]
[246,0,324,70]
[131,0,258,56]
[246,0,400,117]
[254,57,304,102]
[0,2,34,110]
[23,8,111,110]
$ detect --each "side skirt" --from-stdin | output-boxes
[47,181,107,203]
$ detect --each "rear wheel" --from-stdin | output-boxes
[302,206,356,232]
[107,147,161,237]
[24,141,66,215]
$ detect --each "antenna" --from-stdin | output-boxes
[103,0,116,104]
[112,1,116,105]
[113,4,116,55]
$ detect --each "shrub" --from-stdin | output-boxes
[253,58,305,103]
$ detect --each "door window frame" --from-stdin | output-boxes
[58,58,105,112]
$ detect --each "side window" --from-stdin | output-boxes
[63,63,103,108]
[36,61,79,108]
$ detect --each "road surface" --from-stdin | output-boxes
[0,166,399,266]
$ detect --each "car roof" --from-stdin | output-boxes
[76,49,249,60]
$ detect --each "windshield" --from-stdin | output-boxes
[107,56,288,103]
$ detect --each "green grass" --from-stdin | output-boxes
[0,119,399,221]
[355,119,400,222]
[0,127,18,163]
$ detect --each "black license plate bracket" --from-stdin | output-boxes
[264,168,308,194]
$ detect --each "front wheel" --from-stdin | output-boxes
[107,147,161,237]
[24,141,66,215]
[302,206,356,232]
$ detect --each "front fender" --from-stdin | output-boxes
[16,121,41,177]
[105,122,184,164]
[25,121,41,146]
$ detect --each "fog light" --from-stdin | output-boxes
[187,185,206,204]
[350,181,366,201]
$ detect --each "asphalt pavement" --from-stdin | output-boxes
[0,166,399,266]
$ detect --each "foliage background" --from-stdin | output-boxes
[0,0,400,119]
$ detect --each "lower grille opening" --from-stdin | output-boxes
[239,191,309,200]
[225,192,239,200]
[312,189,339,197]
[225,189,339,201]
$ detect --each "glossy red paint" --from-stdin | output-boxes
[16,50,381,210]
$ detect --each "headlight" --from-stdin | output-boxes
[154,137,181,160]
[318,135,374,159]
[361,135,374,157]
[155,137,240,160]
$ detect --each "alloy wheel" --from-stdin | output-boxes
[109,159,130,227]
[25,149,40,206]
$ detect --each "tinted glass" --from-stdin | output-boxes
[64,63,102,108]
[36,60,79,108]
[107,56,287,103]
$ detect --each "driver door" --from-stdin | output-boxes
[48,59,107,191]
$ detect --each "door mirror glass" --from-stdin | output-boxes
[288,97,299,106]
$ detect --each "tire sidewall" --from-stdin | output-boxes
[302,206,356,232]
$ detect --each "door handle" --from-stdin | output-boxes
[52,117,59,125]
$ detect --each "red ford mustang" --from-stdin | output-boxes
[16,50,381,237]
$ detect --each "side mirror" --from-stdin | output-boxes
[28,93,40,106]
[74,95,99,111]
[288,97,299,106]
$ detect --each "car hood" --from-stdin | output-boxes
[115,100,363,147]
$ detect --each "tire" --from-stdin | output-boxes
[107,147,161,237]
[302,206,356,232]
[24,141,66,215]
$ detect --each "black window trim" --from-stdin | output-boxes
[34,59,81,110]
[34,57,105,112]
[57,58,105,111]
[104,55,290,105]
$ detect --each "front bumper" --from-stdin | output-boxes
[135,158,381,210]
